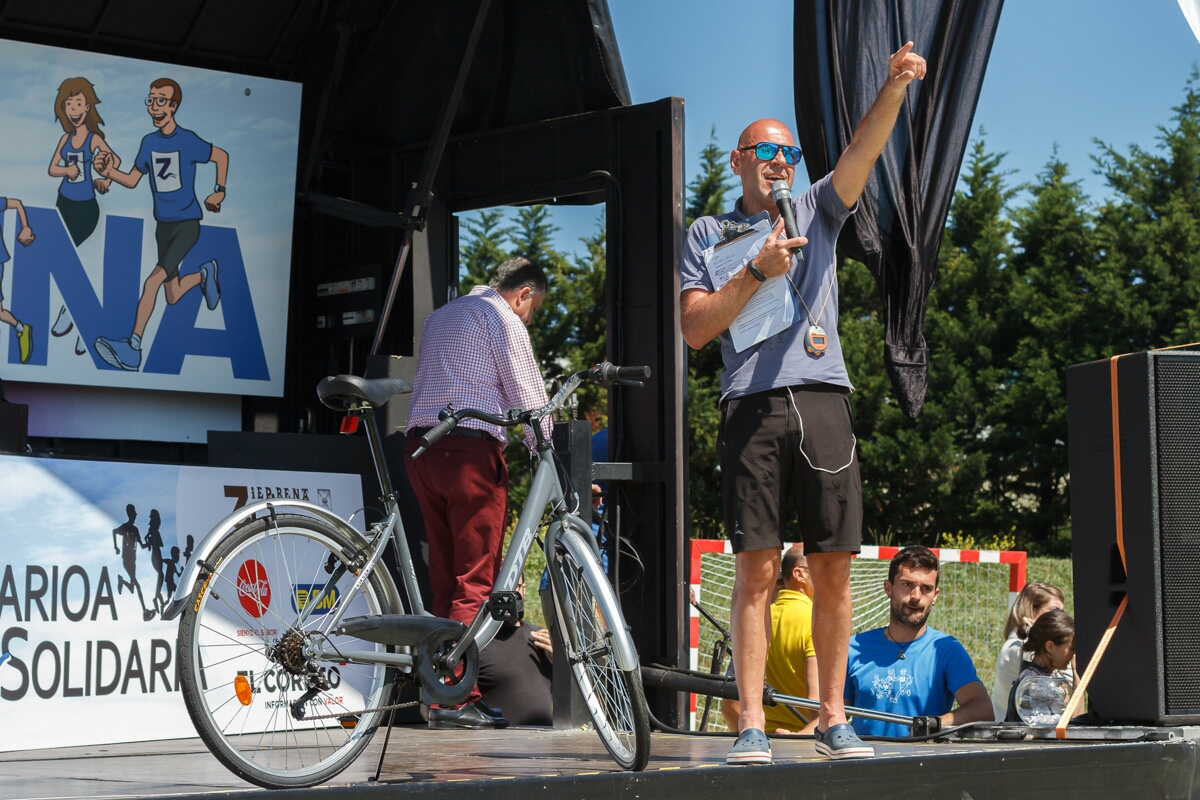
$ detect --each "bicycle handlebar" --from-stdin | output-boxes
[411,415,459,458]
[409,362,650,460]
[590,363,650,387]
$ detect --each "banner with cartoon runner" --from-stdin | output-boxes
[0,38,300,396]
[0,454,364,752]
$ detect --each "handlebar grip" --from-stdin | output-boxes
[410,416,458,460]
[591,363,652,385]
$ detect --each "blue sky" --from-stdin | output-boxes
[522,0,1200,261]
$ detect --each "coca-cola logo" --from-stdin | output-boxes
[237,559,272,618]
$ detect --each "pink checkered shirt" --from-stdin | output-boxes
[406,286,551,450]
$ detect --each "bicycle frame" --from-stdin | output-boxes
[166,365,642,676]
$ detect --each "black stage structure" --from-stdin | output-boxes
[7,5,1198,800]
[0,0,689,724]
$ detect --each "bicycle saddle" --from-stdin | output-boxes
[317,374,413,411]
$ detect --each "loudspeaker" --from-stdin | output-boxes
[1067,350,1200,725]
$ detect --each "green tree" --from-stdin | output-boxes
[458,208,512,297]
[687,126,735,223]
[1093,71,1200,350]
[558,220,609,421]
[845,139,1021,546]
[995,153,1097,553]
[683,128,736,538]
[509,204,574,381]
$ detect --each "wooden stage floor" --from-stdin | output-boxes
[2,724,1199,799]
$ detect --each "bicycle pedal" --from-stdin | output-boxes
[488,591,524,622]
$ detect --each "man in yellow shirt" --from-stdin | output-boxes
[723,545,819,733]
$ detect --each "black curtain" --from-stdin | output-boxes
[794,0,1004,416]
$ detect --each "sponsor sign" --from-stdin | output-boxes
[0,454,363,751]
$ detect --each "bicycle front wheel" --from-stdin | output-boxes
[549,527,650,770]
[177,513,401,789]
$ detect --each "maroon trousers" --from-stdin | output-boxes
[404,433,509,705]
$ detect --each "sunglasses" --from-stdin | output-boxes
[145,96,173,108]
[738,142,803,166]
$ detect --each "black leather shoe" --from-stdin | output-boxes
[428,702,509,730]
[473,700,506,720]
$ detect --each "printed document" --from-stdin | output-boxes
[703,216,797,352]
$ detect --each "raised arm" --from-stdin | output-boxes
[830,41,927,210]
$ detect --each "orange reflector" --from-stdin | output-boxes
[234,674,253,706]
[339,716,359,729]
[339,415,360,434]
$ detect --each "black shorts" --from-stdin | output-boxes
[155,219,201,280]
[718,385,862,555]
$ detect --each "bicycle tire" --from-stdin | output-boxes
[177,513,401,789]
[549,526,651,770]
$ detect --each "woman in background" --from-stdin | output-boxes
[991,581,1066,720]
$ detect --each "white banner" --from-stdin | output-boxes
[0,454,364,752]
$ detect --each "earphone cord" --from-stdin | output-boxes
[786,386,856,475]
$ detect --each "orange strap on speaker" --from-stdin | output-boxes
[1108,355,1128,574]
[1056,595,1126,738]
[1056,354,1131,739]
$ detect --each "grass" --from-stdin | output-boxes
[502,523,550,628]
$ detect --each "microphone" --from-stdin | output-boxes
[770,180,805,261]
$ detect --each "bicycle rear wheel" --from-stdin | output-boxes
[549,527,650,770]
[177,513,401,789]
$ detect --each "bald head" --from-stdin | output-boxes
[731,118,799,217]
[781,545,811,596]
[738,118,795,149]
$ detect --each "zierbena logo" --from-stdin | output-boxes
[236,559,272,618]
[291,584,340,615]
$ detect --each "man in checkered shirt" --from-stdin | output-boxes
[405,256,551,730]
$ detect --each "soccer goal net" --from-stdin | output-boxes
[687,539,1027,731]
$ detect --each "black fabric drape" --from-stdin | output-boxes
[794,0,1004,416]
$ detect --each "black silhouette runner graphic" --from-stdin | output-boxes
[163,545,184,596]
[112,503,155,621]
[143,508,166,614]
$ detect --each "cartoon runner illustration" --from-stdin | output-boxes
[112,503,155,621]
[143,508,166,614]
[93,77,228,372]
[0,196,36,364]
[48,77,119,247]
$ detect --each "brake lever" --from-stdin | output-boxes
[616,379,645,388]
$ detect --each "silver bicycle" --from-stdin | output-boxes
[161,362,652,788]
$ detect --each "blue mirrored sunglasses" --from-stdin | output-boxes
[737,142,802,165]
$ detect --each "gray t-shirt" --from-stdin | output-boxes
[680,174,856,402]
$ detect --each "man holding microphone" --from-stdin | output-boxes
[679,42,926,764]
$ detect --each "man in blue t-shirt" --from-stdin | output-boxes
[0,196,36,364]
[93,77,229,371]
[844,546,994,738]
[680,43,927,766]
